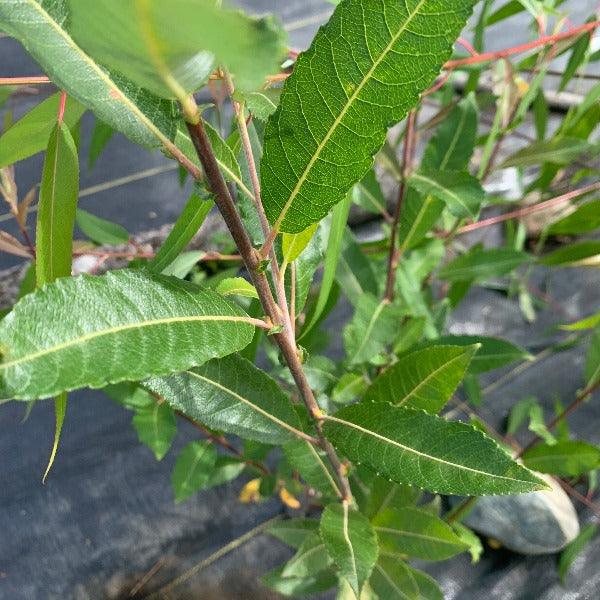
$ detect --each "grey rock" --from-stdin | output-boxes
[462,474,580,555]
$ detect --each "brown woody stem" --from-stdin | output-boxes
[384,109,417,302]
[185,117,352,501]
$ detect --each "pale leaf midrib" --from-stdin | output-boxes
[274,0,428,232]
[1,314,253,370]
[324,415,534,485]
[305,441,341,497]
[350,299,387,363]
[374,525,466,548]
[411,172,471,214]
[184,369,305,440]
[396,351,468,407]
[342,502,359,591]
[27,0,172,149]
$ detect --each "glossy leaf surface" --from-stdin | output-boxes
[323,403,547,495]
[261,0,477,232]
[145,354,303,444]
[0,270,254,399]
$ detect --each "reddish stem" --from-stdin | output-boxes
[57,91,67,124]
[445,21,599,69]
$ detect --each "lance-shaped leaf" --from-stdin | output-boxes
[408,170,485,220]
[323,403,547,496]
[363,345,479,414]
[373,507,468,561]
[398,189,445,252]
[36,118,80,479]
[171,440,218,502]
[76,209,129,246]
[522,441,600,477]
[422,93,478,171]
[150,192,213,273]
[268,518,320,550]
[319,503,378,597]
[438,248,532,282]
[132,402,177,460]
[261,0,478,233]
[0,92,85,168]
[0,270,255,400]
[283,439,341,498]
[419,335,532,373]
[282,533,332,578]
[70,0,286,98]
[36,121,79,284]
[344,294,405,365]
[369,557,419,600]
[0,0,182,150]
[145,354,303,445]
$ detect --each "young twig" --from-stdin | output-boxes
[184,114,352,501]
[384,110,417,302]
[518,379,600,457]
[223,72,295,342]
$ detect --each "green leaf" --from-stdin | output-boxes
[150,192,213,273]
[69,0,286,98]
[558,524,598,582]
[203,455,245,489]
[408,170,484,219]
[0,269,255,400]
[559,30,592,92]
[336,228,380,305]
[507,396,539,435]
[561,311,600,332]
[132,402,176,460]
[363,477,420,520]
[353,170,388,217]
[282,533,332,578]
[422,335,532,373]
[369,557,419,600]
[36,118,80,480]
[363,345,479,414]
[243,88,281,121]
[171,440,218,502]
[160,250,203,279]
[344,294,404,365]
[283,439,341,497]
[320,503,379,597]
[522,440,600,477]
[262,565,338,597]
[501,137,592,168]
[539,241,600,267]
[373,507,468,561]
[300,192,351,339]
[0,92,85,168]
[586,326,600,387]
[36,122,79,285]
[323,403,547,496]
[145,354,303,444]
[88,118,113,168]
[76,209,129,246]
[422,93,478,171]
[268,518,320,550]
[216,277,258,299]
[398,190,444,252]
[261,0,478,233]
[438,248,532,282]
[282,224,318,265]
[332,373,368,405]
[0,0,182,150]
[548,200,600,235]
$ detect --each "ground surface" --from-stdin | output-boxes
[1,2,600,599]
